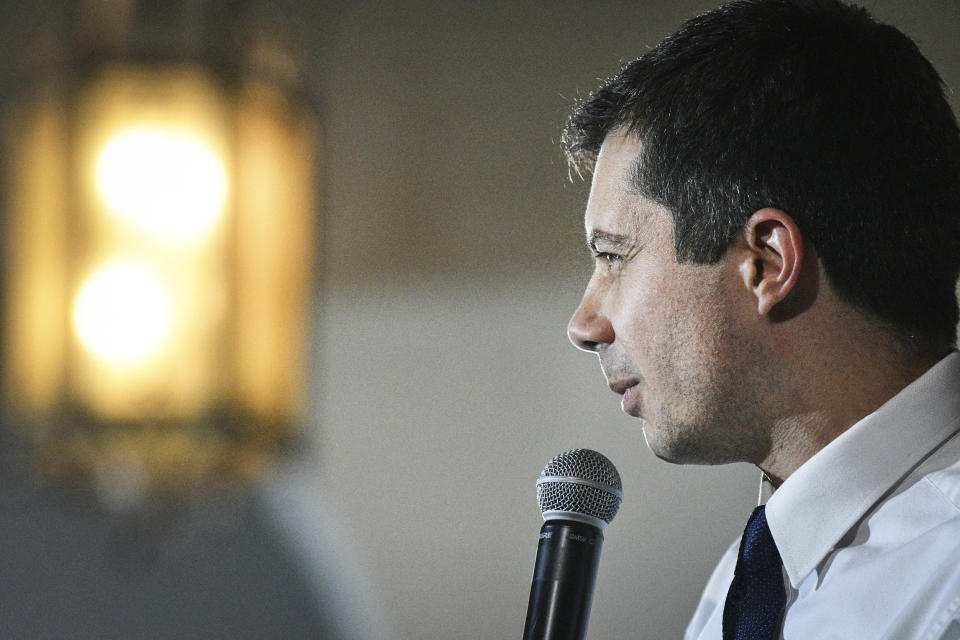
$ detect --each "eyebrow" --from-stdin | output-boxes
[588,230,632,253]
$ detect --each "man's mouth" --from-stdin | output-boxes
[608,378,642,415]
[608,379,639,395]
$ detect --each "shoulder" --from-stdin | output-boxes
[809,446,960,638]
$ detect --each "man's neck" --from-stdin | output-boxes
[756,324,946,486]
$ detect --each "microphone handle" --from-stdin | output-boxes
[523,519,604,640]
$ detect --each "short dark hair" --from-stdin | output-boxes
[563,0,960,353]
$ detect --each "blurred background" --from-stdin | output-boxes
[0,1,956,638]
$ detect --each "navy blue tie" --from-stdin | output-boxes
[722,506,786,640]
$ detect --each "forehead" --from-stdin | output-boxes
[593,129,643,189]
[584,131,669,240]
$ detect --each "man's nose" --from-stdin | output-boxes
[567,292,614,352]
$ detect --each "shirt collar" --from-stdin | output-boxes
[763,351,960,588]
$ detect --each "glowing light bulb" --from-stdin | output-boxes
[72,259,172,366]
[94,125,228,243]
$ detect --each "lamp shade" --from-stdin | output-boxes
[1,51,318,506]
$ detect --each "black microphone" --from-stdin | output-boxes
[523,449,623,640]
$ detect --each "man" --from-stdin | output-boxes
[563,0,960,638]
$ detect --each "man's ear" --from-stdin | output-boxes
[737,208,805,316]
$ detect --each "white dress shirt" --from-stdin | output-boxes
[685,351,960,640]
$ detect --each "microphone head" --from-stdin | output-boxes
[536,449,623,530]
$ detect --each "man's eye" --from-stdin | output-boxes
[595,252,624,270]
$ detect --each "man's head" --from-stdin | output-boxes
[565,0,960,473]
[565,0,960,356]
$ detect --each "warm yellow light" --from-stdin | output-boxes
[72,259,172,366]
[94,125,228,243]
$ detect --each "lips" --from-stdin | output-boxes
[608,379,639,395]
[608,379,641,415]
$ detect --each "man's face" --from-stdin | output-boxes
[568,131,767,465]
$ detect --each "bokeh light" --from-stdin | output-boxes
[72,258,172,366]
[94,125,228,244]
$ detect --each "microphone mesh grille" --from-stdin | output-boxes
[537,449,622,525]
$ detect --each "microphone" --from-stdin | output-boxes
[523,449,623,640]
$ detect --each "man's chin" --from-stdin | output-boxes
[641,421,729,466]
[644,437,692,465]
[640,421,682,462]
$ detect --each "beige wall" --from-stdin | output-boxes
[274,1,960,638]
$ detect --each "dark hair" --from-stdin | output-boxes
[563,0,960,353]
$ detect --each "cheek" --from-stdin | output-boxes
[609,274,678,364]
[628,276,735,379]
